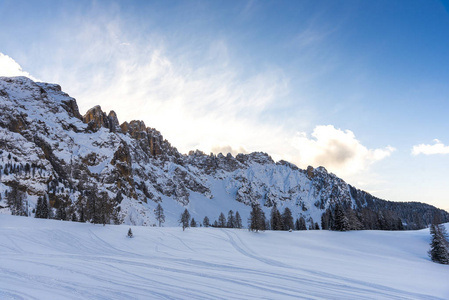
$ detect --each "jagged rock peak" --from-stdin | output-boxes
[83,105,108,131]
[107,110,121,133]
[236,152,274,165]
[83,106,123,133]
[276,160,299,171]
[306,166,315,179]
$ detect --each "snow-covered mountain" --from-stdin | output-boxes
[0,76,448,227]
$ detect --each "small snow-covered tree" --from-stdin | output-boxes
[190,218,197,227]
[127,228,133,238]
[429,223,449,264]
[154,203,165,227]
[179,209,191,231]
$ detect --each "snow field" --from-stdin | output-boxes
[0,215,448,300]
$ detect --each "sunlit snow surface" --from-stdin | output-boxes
[0,215,448,299]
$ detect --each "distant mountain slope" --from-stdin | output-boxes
[0,76,448,228]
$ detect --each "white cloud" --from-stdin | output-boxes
[0,53,37,80]
[412,139,449,155]
[288,125,395,176]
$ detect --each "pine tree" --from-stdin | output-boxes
[218,212,227,228]
[333,203,350,231]
[227,210,235,228]
[249,204,265,232]
[35,196,49,219]
[321,208,333,230]
[79,206,85,223]
[297,216,307,230]
[127,228,133,238]
[154,203,165,227]
[179,209,191,231]
[203,216,210,227]
[7,183,26,216]
[56,206,67,220]
[235,211,243,229]
[86,188,98,223]
[190,218,197,227]
[270,206,282,230]
[429,223,449,264]
[282,207,294,231]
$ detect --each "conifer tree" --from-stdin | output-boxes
[321,208,333,230]
[179,209,191,231]
[249,204,265,232]
[270,206,282,230]
[79,206,85,223]
[218,212,227,228]
[429,223,449,264]
[127,228,133,238]
[35,196,49,219]
[7,183,26,216]
[203,216,210,227]
[154,203,165,227]
[56,206,67,220]
[235,211,242,229]
[190,218,197,227]
[333,203,350,231]
[282,207,294,231]
[297,216,307,230]
[227,210,235,228]
[295,218,300,230]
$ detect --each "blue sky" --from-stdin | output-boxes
[1,0,449,210]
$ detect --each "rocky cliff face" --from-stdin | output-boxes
[0,76,447,227]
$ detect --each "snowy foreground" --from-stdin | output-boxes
[0,215,448,300]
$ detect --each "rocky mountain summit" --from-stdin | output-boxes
[1,76,447,228]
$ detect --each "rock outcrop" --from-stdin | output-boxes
[1,76,448,228]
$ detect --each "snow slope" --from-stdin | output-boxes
[1,215,448,299]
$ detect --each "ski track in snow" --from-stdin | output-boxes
[0,216,448,300]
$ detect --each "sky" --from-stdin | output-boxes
[0,0,448,210]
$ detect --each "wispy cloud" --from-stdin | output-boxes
[0,8,395,180]
[412,139,449,155]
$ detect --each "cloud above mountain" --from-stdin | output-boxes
[289,125,395,176]
[0,53,36,80]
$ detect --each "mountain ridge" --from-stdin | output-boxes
[1,76,447,228]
